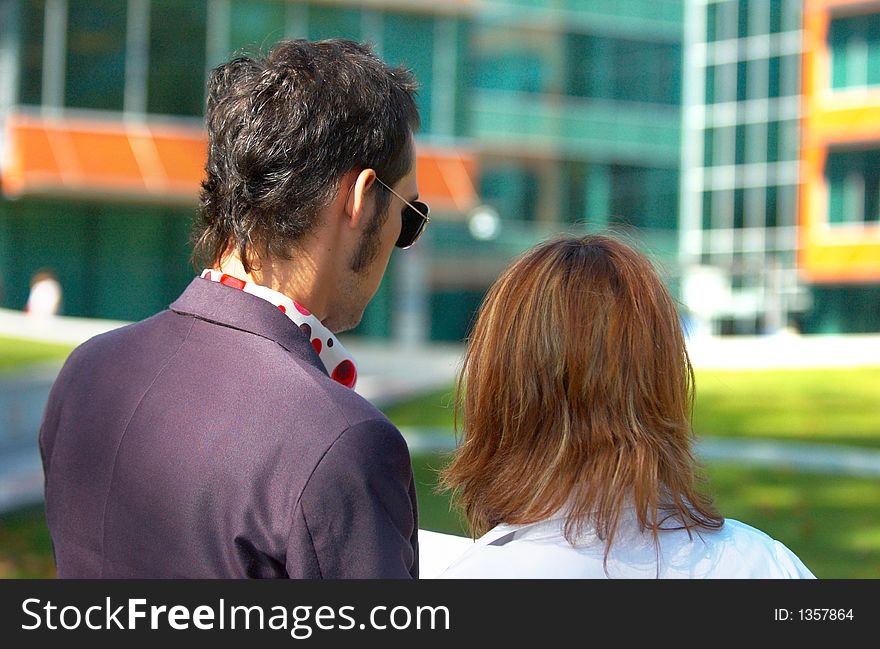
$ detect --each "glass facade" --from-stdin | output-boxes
[5,0,876,337]
[64,0,127,111]
[682,0,880,334]
[468,0,683,283]
[18,0,45,105]
[147,0,207,116]
[681,0,810,334]
[0,199,195,320]
[2,0,472,338]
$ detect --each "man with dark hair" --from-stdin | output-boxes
[39,40,429,578]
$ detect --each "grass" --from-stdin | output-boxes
[0,336,74,373]
[385,366,880,448]
[693,368,880,447]
[7,458,876,578]
[0,506,56,578]
[413,456,880,579]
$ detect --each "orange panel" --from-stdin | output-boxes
[416,147,479,214]
[1,112,479,212]
[16,125,59,175]
[66,129,144,190]
[151,133,209,196]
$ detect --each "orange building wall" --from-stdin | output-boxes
[800,0,880,283]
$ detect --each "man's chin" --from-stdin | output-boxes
[326,313,363,335]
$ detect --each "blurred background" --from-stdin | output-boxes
[0,0,878,578]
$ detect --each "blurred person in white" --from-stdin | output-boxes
[24,269,62,317]
[437,235,815,579]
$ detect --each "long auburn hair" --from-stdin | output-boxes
[440,234,723,561]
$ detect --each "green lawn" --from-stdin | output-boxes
[694,368,880,447]
[385,366,880,448]
[0,336,74,373]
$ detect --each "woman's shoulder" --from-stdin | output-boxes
[436,516,816,579]
[690,518,816,579]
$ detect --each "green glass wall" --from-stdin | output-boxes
[148,0,207,116]
[229,0,287,53]
[307,5,361,41]
[479,163,540,222]
[18,0,45,105]
[64,0,126,111]
[0,199,196,321]
[383,14,435,135]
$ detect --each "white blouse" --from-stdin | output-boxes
[433,510,815,579]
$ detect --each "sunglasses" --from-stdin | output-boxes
[374,177,431,249]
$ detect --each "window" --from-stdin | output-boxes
[702,190,714,229]
[609,165,679,230]
[479,163,539,222]
[765,185,778,227]
[779,54,800,97]
[768,55,781,97]
[746,57,768,100]
[567,35,680,105]
[65,0,126,111]
[705,65,716,104]
[229,0,286,53]
[733,187,745,228]
[778,120,798,161]
[715,62,737,103]
[716,125,736,166]
[737,0,749,38]
[147,0,207,116]
[704,127,716,167]
[826,150,880,224]
[766,120,780,162]
[745,122,766,164]
[777,184,797,226]
[19,0,45,105]
[736,60,748,101]
[829,13,880,90]
[562,161,589,224]
[706,2,718,42]
[307,5,361,41]
[735,123,746,164]
[384,13,435,134]
[476,28,557,95]
[769,0,782,33]
[716,0,739,41]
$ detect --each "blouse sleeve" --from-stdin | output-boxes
[773,540,817,578]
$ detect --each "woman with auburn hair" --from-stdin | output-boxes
[438,235,814,578]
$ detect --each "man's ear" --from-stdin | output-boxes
[345,168,378,230]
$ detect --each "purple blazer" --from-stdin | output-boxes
[38,277,419,578]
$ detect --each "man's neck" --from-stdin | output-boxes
[215,252,332,323]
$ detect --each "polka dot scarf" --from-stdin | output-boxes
[200,270,358,389]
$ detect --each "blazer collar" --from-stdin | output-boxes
[170,277,326,374]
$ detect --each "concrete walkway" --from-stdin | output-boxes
[2,310,880,515]
[399,428,880,478]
